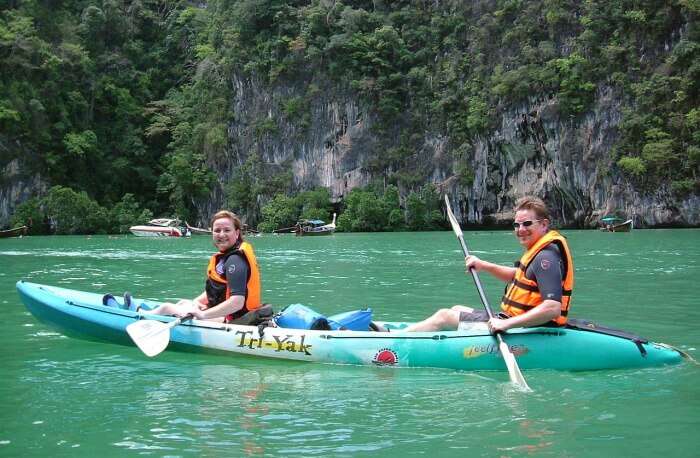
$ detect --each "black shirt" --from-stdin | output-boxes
[217,252,249,297]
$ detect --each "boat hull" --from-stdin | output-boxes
[129,226,186,237]
[611,219,633,232]
[600,219,633,232]
[0,225,28,238]
[186,224,212,235]
[16,281,684,371]
[297,228,334,236]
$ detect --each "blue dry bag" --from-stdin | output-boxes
[327,308,373,331]
[275,304,373,331]
[275,304,330,330]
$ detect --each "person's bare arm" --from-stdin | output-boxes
[466,255,516,282]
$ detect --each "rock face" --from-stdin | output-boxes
[0,159,46,228]
[214,77,697,228]
[1,82,697,229]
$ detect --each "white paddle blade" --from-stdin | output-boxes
[444,195,463,237]
[499,340,532,392]
[126,320,172,357]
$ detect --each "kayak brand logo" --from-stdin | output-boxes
[234,330,312,355]
[372,348,399,366]
[463,344,528,358]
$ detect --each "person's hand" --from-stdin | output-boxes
[175,302,205,319]
[487,317,511,333]
[189,308,207,320]
[465,255,482,272]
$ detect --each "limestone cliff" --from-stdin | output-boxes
[207,77,697,229]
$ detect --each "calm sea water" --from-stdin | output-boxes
[2,230,699,457]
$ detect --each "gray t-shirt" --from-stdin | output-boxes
[524,244,564,302]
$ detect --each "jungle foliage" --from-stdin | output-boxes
[2,0,698,233]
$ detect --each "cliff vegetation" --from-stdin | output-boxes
[2,0,698,233]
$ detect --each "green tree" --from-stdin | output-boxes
[617,156,646,178]
[110,193,154,234]
[406,185,443,230]
[337,188,388,232]
[298,188,333,221]
[10,198,47,235]
[43,186,109,234]
[382,185,405,231]
[259,193,298,233]
[641,128,677,176]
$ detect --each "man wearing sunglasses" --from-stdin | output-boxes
[405,196,573,333]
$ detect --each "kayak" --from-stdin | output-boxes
[17,281,685,371]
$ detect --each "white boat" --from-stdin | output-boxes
[129,219,191,237]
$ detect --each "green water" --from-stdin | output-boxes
[2,230,699,457]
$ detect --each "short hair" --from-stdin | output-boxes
[211,210,243,234]
[514,196,550,221]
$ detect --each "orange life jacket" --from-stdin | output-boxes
[205,241,261,321]
[501,230,574,326]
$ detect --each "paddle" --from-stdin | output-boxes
[444,195,532,392]
[126,314,193,357]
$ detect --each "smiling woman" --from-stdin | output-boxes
[147,210,263,323]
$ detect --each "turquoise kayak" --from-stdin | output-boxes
[17,281,685,371]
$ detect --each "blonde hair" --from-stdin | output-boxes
[514,196,550,221]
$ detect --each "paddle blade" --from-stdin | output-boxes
[498,340,532,392]
[444,195,463,238]
[126,319,172,357]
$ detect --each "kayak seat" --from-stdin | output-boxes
[369,322,390,332]
[227,304,275,326]
[310,317,332,330]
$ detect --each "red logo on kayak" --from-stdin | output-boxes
[373,348,399,366]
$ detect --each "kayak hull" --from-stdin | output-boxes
[17,281,684,371]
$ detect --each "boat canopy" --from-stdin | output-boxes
[600,216,623,223]
[300,219,325,226]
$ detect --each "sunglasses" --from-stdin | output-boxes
[512,220,541,229]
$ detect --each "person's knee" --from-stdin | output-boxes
[435,308,451,319]
[152,302,177,315]
[435,308,458,326]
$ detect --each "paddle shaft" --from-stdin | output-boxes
[454,236,496,320]
[444,195,531,391]
[170,313,194,329]
[165,314,190,330]
[443,196,496,319]
[454,233,518,348]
